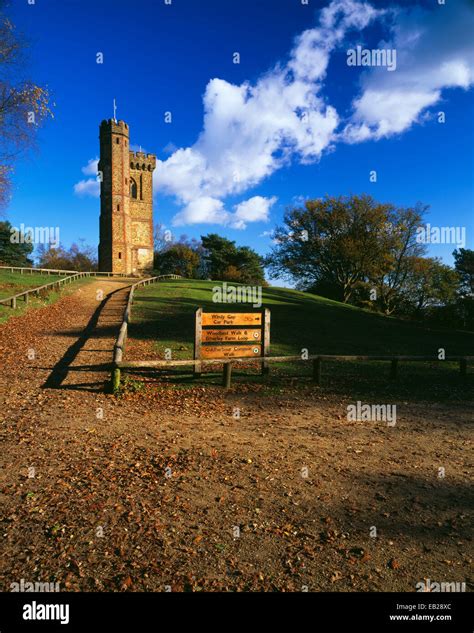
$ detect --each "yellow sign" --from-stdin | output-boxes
[201,313,262,327]
[201,345,262,359]
[202,329,261,343]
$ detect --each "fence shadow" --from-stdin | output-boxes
[42,286,128,391]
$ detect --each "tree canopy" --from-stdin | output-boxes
[0,220,33,265]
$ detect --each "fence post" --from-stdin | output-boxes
[194,308,202,378]
[313,358,321,385]
[262,308,271,376]
[11,297,16,309]
[390,359,398,380]
[223,362,233,389]
[112,367,121,392]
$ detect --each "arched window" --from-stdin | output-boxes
[130,178,138,199]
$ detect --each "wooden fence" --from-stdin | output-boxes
[0,272,92,308]
[0,265,139,278]
[115,354,472,389]
[0,265,80,275]
[0,266,157,310]
[112,275,183,390]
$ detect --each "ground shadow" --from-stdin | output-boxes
[42,286,128,391]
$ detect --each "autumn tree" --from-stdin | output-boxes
[453,248,474,330]
[453,249,474,297]
[36,242,97,271]
[266,195,417,304]
[400,257,459,316]
[154,243,201,278]
[0,2,52,210]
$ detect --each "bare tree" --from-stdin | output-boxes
[0,1,53,210]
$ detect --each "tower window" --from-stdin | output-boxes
[130,177,138,199]
[118,252,122,260]
[125,178,128,185]
[116,138,120,144]
[117,204,120,212]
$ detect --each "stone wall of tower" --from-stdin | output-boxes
[98,119,131,273]
[129,152,156,272]
[98,119,156,274]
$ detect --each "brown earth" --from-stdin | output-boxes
[0,281,472,593]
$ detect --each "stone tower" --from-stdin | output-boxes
[98,119,156,274]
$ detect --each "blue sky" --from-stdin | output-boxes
[5,0,474,267]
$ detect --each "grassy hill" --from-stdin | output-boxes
[128,280,473,400]
[131,279,472,356]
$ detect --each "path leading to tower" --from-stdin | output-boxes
[0,279,130,406]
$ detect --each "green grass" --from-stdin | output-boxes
[0,271,93,324]
[0,270,71,299]
[128,280,474,400]
[131,279,472,356]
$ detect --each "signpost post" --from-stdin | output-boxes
[194,308,270,380]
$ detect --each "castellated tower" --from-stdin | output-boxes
[98,119,156,274]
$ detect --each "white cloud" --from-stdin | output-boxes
[172,195,277,230]
[81,158,99,176]
[74,178,99,198]
[172,197,229,227]
[74,158,100,197]
[231,196,277,229]
[343,0,474,141]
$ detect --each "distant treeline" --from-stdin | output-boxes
[265,194,473,330]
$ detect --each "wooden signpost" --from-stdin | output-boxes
[194,308,270,378]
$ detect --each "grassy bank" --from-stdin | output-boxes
[0,270,94,323]
[125,280,473,400]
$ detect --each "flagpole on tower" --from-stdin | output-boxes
[113,99,117,123]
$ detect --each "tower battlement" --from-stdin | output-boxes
[99,119,130,136]
[129,151,156,170]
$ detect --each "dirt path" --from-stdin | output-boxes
[0,280,130,401]
[0,282,472,593]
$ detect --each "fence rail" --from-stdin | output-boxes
[0,266,142,278]
[115,354,472,388]
[0,272,92,308]
[0,267,160,310]
[112,275,183,390]
[0,265,80,275]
